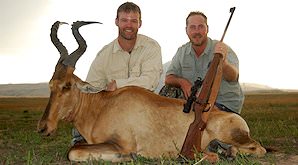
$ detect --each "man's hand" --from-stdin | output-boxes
[106,80,117,91]
[214,42,239,82]
[214,42,228,60]
[179,79,193,99]
[165,75,193,99]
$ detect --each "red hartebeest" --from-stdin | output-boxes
[37,21,266,162]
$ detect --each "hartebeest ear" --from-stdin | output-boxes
[76,82,102,93]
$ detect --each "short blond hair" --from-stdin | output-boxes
[186,11,208,26]
[116,2,142,21]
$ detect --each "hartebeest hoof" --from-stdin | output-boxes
[203,152,219,163]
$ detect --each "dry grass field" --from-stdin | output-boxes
[0,93,297,164]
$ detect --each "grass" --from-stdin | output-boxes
[0,93,297,164]
[0,98,70,164]
[242,93,298,154]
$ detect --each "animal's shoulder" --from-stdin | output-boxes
[115,86,162,98]
[116,86,185,106]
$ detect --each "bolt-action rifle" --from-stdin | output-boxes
[180,7,236,159]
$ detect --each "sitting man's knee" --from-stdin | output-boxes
[159,85,184,99]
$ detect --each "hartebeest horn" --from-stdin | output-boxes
[62,21,102,68]
[50,21,69,63]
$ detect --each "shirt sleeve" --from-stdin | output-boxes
[115,43,163,91]
[85,51,108,91]
[166,47,182,77]
[227,47,239,69]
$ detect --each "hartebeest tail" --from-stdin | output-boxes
[38,21,266,163]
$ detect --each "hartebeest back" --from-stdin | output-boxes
[37,21,266,162]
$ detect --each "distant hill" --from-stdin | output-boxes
[240,83,284,94]
[0,61,295,97]
[0,83,50,97]
[0,81,293,97]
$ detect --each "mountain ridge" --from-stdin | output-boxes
[1,61,296,97]
[0,81,294,97]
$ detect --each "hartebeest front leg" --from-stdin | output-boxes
[68,143,134,162]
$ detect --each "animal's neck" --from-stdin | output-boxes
[72,92,104,143]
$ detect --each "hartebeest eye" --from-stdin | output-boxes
[249,147,256,151]
[62,82,71,91]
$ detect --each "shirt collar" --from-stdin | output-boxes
[186,37,213,56]
[112,34,143,54]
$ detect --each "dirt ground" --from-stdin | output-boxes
[260,153,298,165]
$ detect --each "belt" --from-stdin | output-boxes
[215,103,239,115]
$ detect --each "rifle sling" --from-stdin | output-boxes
[180,53,223,159]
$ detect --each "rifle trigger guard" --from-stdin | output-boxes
[202,103,211,112]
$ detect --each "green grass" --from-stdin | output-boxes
[0,93,297,164]
[241,93,298,155]
[0,100,71,164]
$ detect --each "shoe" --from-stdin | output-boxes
[207,139,235,161]
[71,128,87,146]
[72,138,87,146]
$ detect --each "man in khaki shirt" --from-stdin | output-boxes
[86,2,162,92]
[72,1,162,145]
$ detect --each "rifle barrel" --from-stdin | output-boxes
[220,7,236,42]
